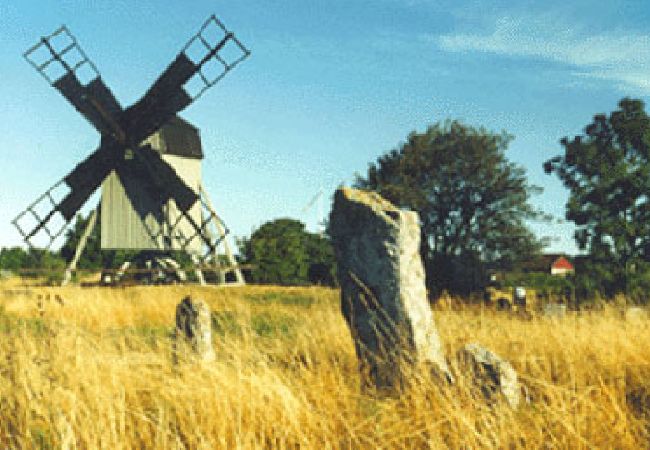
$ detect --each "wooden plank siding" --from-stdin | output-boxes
[100,118,203,253]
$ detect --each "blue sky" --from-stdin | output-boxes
[1,0,649,254]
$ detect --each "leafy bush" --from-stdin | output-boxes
[238,218,336,286]
[0,247,65,281]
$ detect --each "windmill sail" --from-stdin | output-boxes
[124,15,250,144]
[24,26,125,140]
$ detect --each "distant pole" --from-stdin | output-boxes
[301,186,325,235]
[317,186,325,236]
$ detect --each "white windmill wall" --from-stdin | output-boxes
[161,154,203,253]
[100,118,204,254]
[100,169,165,250]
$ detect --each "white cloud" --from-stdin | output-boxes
[435,15,650,93]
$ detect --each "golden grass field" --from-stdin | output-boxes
[0,277,649,449]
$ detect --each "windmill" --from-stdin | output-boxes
[12,14,249,286]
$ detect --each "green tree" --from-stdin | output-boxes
[356,120,544,295]
[0,247,66,283]
[0,246,65,277]
[25,248,66,274]
[239,218,336,286]
[304,232,336,286]
[0,247,29,271]
[0,247,27,271]
[544,98,650,300]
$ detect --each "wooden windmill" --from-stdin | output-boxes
[12,14,249,285]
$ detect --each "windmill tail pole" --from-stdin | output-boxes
[61,206,98,287]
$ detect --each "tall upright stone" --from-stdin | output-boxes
[173,296,216,364]
[329,187,452,391]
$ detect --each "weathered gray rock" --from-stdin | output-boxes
[329,187,452,391]
[543,303,567,319]
[0,270,13,279]
[458,343,520,408]
[173,296,215,363]
[624,306,646,322]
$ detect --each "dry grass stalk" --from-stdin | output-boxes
[0,280,647,448]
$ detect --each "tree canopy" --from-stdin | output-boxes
[545,98,650,299]
[238,218,336,286]
[356,120,544,295]
[0,246,65,283]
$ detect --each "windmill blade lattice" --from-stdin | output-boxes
[182,14,251,100]
[123,15,250,145]
[24,26,125,139]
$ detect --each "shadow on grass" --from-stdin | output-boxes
[211,310,298,339]
[243,291,316,307]
[0,306,50,337]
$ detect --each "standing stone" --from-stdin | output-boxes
[173,296,215,363]
[543,303,567,319]
[624,306,646,322]
[0,270,13,280]
[329,187,452,391]
[458,343,520,408]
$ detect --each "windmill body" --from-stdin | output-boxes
[101,116,203,253]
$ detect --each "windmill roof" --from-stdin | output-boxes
[156,116,203,159]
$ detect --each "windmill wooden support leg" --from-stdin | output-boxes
[217,262,227,285]
[157,257,188,283]
[61,206,98,287]
[199,185,245,285]
[115,261,131,284]
[191,254,206,286]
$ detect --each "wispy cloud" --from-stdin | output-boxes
[435,15,650,93]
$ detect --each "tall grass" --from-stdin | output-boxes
[0,281,648,448]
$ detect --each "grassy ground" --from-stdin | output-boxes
[0,279,648,448]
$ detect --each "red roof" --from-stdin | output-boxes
[551,257,574,270]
